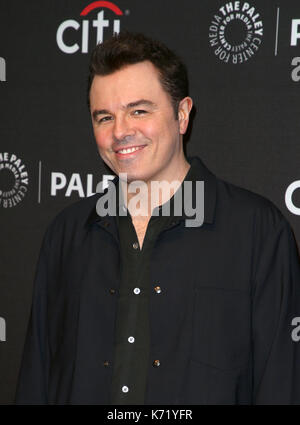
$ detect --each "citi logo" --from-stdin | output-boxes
[56,1,124,54]
[0,57,6,81]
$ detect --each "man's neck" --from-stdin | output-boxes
[120,156,191,219]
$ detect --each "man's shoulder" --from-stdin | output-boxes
[191,156,288,231]
[55,193,100,221]
[45,193,101,241]
[216,176,288,232]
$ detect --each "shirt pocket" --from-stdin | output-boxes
[191,285,251,371]
[179,358,252,404]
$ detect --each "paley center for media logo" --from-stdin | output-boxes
[0,153,29,208]
[209,1,263,64]
[56,1,126,54]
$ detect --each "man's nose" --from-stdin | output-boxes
[112,115,135,141]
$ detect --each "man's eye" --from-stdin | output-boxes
[98,116,112,123]
[132,110,147,115]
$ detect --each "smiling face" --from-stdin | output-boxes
[89,60,192,184]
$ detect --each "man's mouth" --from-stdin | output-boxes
[115,145,147,157]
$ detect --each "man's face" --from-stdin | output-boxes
[89,61,191,183]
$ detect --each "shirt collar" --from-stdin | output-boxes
[86,155,217,227]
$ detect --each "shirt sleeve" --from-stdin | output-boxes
[252,215,300,404]
[14,228,51,405]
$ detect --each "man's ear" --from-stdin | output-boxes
[178,97,193,135]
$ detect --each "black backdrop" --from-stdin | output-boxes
[1,0,300,404]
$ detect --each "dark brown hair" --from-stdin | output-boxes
[87,31,189,119]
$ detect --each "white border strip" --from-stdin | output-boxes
[275,7,280,56]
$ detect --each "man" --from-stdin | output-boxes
[15,31,300,404]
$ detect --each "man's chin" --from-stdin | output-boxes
[118,171,152,184]
[119,174,144,183]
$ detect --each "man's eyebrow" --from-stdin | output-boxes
[126,99,157,109]
[92,109,110,120]
[92,99,157,121]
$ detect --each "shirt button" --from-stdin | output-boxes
[132,241,139,250]
[103,360,110,367]
[122,385,129,393]
[154,286,162,294]
[133,287,141,295]
[153,359,161,367]
[128,336,135,343]
[109,288,116,295]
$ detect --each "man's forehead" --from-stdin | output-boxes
[90,63,168,110]
[91,62,162,93]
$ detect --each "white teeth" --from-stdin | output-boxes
[117,146,142,154]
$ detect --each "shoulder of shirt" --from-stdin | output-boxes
[188,155,290,232]
[44,193,101,240]
[215,175,291,233]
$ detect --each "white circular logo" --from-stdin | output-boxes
[0,153,29,208]
[209,1,263,64]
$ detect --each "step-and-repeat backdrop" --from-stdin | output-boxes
[1,0,300,404]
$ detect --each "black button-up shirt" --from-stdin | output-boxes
[15,156,300,404]
[110,160,196,404]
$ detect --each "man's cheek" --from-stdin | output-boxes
[95,134,111,151]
